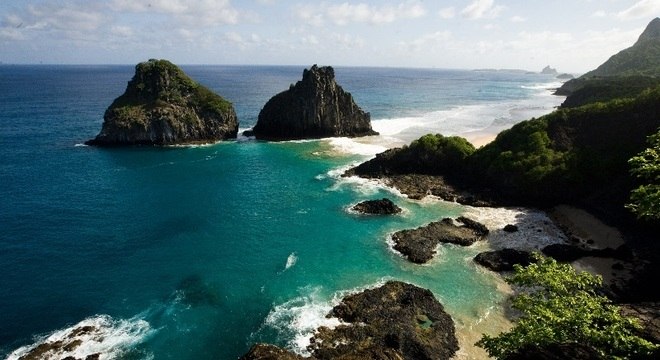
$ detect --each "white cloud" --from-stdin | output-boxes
[110,25,133,37]
[330,33,365,48]
[403,30,452,52]
[617,0,660,20]
[461,0,504,20]
[591,10,607,18]
[439,7,456,19]
[296,1,426,26]
[111,0,239,26]
[510,16,526,23]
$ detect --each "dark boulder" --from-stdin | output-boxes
[239,344,304,360]
[392,217,488,264]
[503,224,519,232]
[86,59,238,146]
[240,281,458,360]
[474,249,536,272]
[351,198,402,215]
[251,65,377,140]
[310,281,458,360]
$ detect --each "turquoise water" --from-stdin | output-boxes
[0,65,561,359]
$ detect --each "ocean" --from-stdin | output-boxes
[0,65,563,359]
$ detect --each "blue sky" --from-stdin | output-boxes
[0,0,658,72]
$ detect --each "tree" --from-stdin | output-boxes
[476,254,657,359]
[627,129,660,220]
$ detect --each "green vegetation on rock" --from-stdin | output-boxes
[627,129,660,220]
[557,18,660,108]
[87,59,238,146]
[476,254,658,359]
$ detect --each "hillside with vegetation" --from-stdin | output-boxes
[557,17,660,108]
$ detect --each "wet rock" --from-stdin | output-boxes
[474,249,536,272]
[503,224,519,232]
[352,198,402,215]
[310,281,458,360]
[392,217,488,264]
[240,281,458,360]
[239,344,305,360]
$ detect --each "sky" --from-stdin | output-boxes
[0,0,658,72]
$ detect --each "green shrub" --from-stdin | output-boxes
[476,254,657,359]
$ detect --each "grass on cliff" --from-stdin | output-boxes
[107,59,233,125]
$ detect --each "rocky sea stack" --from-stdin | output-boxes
[249,65,377,140]
[86,59,238,146]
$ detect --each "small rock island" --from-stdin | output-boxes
[249,65,377,140]
[86,59,238,146]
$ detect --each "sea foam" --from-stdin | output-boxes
[5,314,153,360]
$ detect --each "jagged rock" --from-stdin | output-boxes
[311,281,458,360]
[240,282,458,360]
[251,65,377,140]
[474,249,535,272]
[239,344,304,360]
[503,224,519,232]
[392,217,488,264]
[86,59,238,146]
[352,198,402,215]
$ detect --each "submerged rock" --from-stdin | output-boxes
[352,198,402,215]
[240,281,458,360]
[86,59,238,146]
[392,217,488,264]
[474,249,536,272]
[251,65,377,140]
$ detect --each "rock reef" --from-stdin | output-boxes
[240,281,458,360]
[392,217,488,264]
[474,249,536,272]
[351,198,402,215]
[86,59,238,146]
[250,65,377,140]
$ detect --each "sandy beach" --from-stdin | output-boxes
[549,205,632,285]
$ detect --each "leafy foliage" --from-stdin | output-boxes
[476,254,658,359]
[407,134,476,172]
[627,130,660,220]
[560,76,660,108]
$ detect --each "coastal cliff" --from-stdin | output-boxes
[86,59,238,146]
[250,65,377,140]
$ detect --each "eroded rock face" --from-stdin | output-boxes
[251,65,377,140]
[239,281,458,360]
[86,59,238,146]
[352,198,402,215]
[392,217,488,264]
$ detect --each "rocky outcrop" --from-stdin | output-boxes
[241,281,458,360]
[352,198,402,215]
[619,302,660,345]
[86,59,238,146]
[541,66,558,75]
[392,217,488,264]
[310,281,458,360]
[474,249,535,272]
[239,344,304,360]
[250,65,377,140]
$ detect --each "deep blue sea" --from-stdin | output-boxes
[0,65,563,359]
